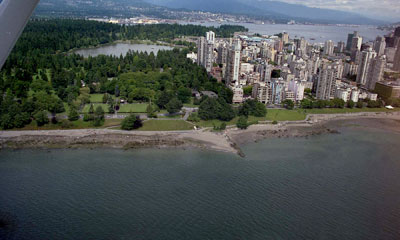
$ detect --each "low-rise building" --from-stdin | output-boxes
[374,82,400,99]
[252,82,269,104]
[232,86,244,104]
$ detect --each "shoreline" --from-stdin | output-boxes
[1,112,400,157]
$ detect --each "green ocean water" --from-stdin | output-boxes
[0,128,399,239]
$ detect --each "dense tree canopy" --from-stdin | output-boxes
[0,19,238,129]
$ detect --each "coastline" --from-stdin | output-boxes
[1,111,400,157]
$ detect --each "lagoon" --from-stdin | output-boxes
[73,43,173,58]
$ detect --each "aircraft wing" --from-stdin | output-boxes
[0,0,40,69]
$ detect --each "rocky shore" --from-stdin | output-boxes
[1,111,400,157]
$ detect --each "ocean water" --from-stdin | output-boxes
[0,128,400,239]
[180,21,388,43]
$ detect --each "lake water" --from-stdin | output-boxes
[181,21,388,43]
[74,43,173,58]
[1,128,400,239]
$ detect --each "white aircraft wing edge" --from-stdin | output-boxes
[0,0,40,69]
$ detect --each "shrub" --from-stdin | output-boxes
[121,114,143,130]
[166,98,183,114]
[60,120,74,129]
[237,116,248,129]
[68,106,80,121]
[187,113,200,122]
[34,111,49,127]
[347,100,355,108]
[282,99,294,110]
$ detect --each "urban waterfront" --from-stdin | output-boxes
[1,127,400,240]
[73,43,173,58]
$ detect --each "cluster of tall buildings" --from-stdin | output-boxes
[191,26,400,105]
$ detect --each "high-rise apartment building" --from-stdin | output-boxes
[217,43,228,65]
[316,63,339,100]
[282,32,289,45]
[366,55,386,90]
[337,41,346,53]
[374,36,386,56]
[324,40,335,56]
[356,48,377,85]
[346,31,358,51]
[225,39,242,86]
[393,41,400,71]
[197,31,215,72]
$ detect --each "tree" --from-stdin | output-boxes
[121,114,143,130]
[243,86,253,96]
[239,99,267,117]
[0,114,13,130]
[177,87,192,103]
[156,90,174,109]
[271,69,281,78]
[300,99,313,109]
[198,97,235,121]
[34,111,49,126]
[93,106,105,126]
[107,95,115,114]
[356,101,364,108]
[146,104,156,118]
[332,98,345,108]
[282,99,294,110]
[347,100,355,108]
[237,116,248,129]
[102,93,108,103]
[68,105,80,121]
[166,98,183,114]
[48,96,65,118]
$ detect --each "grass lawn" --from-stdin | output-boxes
[197,118,238,128]
[137,120,194,131]
[90,94,115,103]
[265,109,307,121]
[118,103,148,113]
[195,107,398,127]
[158,114,182,119]
[82,104,110,113]
[303,107,398,114]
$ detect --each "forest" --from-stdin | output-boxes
[0,19,246,129]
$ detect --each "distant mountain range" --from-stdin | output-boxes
[35,0,388,25]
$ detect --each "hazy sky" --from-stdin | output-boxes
[275,0,400,21]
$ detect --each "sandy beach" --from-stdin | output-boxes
[1,111,400,156]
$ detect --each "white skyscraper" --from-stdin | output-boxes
[356,48,377,85]
[225,39,242,86]
[324,40,334,56]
